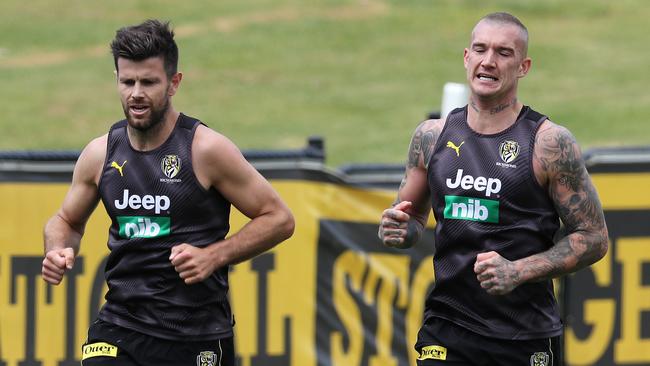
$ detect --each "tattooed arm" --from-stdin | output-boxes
[378,119,444,248]
[475,120,608,295]
[523,121,608,278]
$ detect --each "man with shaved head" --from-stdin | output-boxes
[379,12,608,365]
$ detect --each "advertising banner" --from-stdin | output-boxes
[0,161,649,366]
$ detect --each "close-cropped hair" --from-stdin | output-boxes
[110,19,179,78]
[476,12,529,56]
[481,12,528,33]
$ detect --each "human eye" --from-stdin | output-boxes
[120,78,135,86]
[499,48,514,57]
[141,78,159,86]
[472,45,485,53]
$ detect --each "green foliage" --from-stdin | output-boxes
[0,0,648,166]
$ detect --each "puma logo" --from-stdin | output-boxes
[110,160,127,177]
[446,141,464,157]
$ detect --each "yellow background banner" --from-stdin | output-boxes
[0,170,649,366]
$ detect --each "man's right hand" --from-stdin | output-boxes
[379,200,413,248]
[42,248,75,285]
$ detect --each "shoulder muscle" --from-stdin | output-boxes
[533,119,583,188]
[407,118,444,169]
[192,124,250,189]
[75,134,108,186]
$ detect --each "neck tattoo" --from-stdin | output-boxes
[470,98,517,115]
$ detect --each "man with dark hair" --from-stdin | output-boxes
[42,19,295,365]
[110,20,179,78]
[379,12,608,365]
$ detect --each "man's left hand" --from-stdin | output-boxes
[170,244,216,285]
[474,251,521,295]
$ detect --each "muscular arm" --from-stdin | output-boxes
[379,119,443,248]
[170,126,295,284]
[42,136,105,284]
[475,121,608,295]
[517,121,608,281]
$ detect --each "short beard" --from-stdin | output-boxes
[124,97,170,132]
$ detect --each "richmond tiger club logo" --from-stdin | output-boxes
[497,140,520,169]
[530,351,550,366]
[196,351,217,366]
[160,154,182,183]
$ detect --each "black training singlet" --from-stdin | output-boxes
[97,113,233,341]
[425,106,562,340]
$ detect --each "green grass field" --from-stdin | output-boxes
[1,0,648,166]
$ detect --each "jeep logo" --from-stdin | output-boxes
[114,189,170,214]
[445,169,502,197]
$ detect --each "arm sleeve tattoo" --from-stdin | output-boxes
[392,120,441,243]
[521,124,608,281]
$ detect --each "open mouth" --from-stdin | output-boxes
[477,73,498,82]
[129,104,150,116]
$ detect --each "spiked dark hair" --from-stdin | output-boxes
[110,19,178,78]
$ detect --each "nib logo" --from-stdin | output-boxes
[444,195,499,223]
[117,216,170,238]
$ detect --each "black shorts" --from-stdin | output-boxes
[82,319,236,366]
[415,317,562,366]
